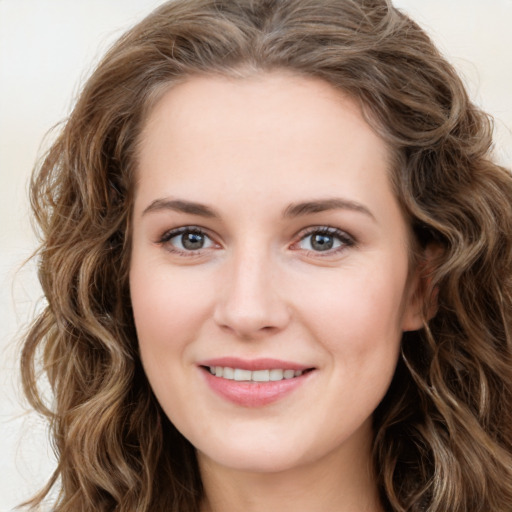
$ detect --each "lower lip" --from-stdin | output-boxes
[201,368,312,407]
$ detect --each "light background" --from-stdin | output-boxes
[1,0,511,509]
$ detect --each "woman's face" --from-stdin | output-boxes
[130,72,423,475]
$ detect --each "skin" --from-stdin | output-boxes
[130,72,426,512]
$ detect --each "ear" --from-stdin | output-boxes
[401,243,443,332]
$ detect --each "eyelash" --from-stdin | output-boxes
[292,226,355,256]
[158,226,217,256]
[157,225,355,257]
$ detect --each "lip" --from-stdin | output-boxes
[198,357,311,372]
[198,357,315,408]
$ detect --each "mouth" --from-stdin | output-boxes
[202,365,314,382]
[198,358,316,407]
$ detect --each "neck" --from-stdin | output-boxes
[198,440,384,512]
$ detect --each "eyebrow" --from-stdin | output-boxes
[283,198,376,221]
[142,198,218,218]
[141,197,375,221]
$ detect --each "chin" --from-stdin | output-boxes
[195,432,313,474]
[200,449,308,474]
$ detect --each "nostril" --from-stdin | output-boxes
[214,307,289,339]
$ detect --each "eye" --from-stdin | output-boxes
[160,227,216,253]
[294,227,354,253]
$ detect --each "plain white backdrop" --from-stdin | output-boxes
[1,0,511,509]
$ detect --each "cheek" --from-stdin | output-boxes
[293,260,409,404]
[129,264,207,407]
[298,264,409,349]
[130,262,214,343]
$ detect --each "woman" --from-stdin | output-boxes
[21,0,512,511]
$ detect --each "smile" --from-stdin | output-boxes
[207,366,304,382]
[199,359,315,407]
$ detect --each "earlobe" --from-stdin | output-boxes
[401,270,425,332]
[401,243,443,332]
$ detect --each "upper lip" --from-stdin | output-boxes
[198,357,313,371]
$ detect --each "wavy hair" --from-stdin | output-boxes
[21,0,512,510]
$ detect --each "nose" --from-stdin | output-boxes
[213,247,291,339]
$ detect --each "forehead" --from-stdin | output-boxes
[135,72,394,215]
[139,72,386,150]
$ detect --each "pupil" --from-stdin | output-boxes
[311,234,333,251]
[182,232,204,250]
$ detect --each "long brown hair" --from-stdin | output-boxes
[21,1,512,510]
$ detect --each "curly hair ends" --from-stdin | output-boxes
[21,0,512,511]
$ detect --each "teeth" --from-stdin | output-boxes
[269,369,283,381]
[234,368,252,381]
[252,369,270,382]
[223,367,234,379]
[208,366,307,382]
